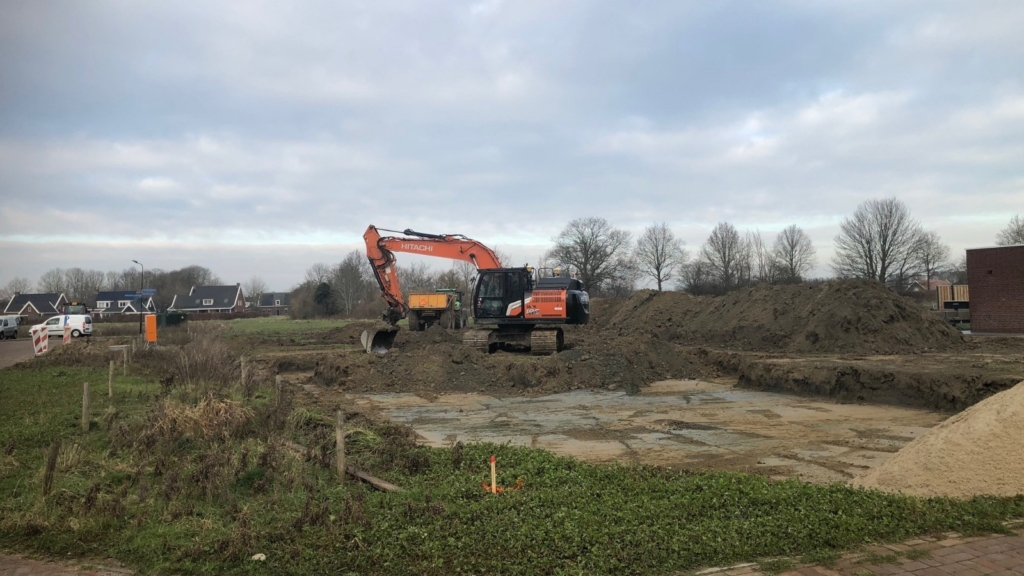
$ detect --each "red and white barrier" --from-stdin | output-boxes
[62,323,71,345]
[31,326,48,356]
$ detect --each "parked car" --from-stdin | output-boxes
[0,315,18,340]
[34,315,93,338]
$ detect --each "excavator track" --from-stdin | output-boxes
[529,328,563,356]
[462,329,493,352]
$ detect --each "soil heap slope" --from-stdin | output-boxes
[852,380,1024,498]
[606,280,964,354]
[309,322,705,396]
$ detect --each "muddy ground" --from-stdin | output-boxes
[316,379,947,484]
[253,281,1023,411]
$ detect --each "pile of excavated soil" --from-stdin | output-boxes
[853,380,1024,498]
[605,280,964,355]
[707,350,1023,412]
[305,321,708,396]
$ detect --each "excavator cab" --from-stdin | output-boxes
[473,269,533,319]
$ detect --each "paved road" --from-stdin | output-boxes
[0,337,62,370]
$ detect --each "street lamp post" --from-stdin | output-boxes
[132,260,144,335]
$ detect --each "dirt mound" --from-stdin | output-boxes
[711,350,1023,412]
[605,280,964,355]
[310,325,706,396]
[852,380,1024,498]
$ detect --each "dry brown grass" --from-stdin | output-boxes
[146,397,253,443]
[170,326,239,392]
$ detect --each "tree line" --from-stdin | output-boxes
[542,217,816,297]
[0,265,221,311]
[543,203,1024,297]
[3,208,1022,314]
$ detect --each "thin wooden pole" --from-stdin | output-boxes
[42,441,60,496]
[122,348,127,376]
[81,382,90,433]
[335,409,345,483]
[108,359,114,399]
[240,356,247,388]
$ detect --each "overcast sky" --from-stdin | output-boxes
[1,0,1022,291]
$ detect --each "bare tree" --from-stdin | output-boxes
[243,276,269,307]
[304,262,333,286]
[491,247,513,268]
[772,225,816,283]
[105,268,140,292]
[700,222,747,292]
[940,255,968,285]
[453,260,476,292]
[37,268,68,294]
[677,257,715,295]
[63,268,105,301]
[996,215,1024,246]
[634,223,687,291]
[915,231,950,288]
[398,261,438,294]
[332,251,371,315]
[746,230,778,285]
[831,198,924,288]
[603,256,641,298]
[0,277,31,307]
[547,217,631,295]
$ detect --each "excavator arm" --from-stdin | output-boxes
[363,225,504,323]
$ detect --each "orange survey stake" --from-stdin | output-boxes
[145,314,157,343]
[490,455,497,495]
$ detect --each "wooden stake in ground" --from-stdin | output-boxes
[42,441,60,496]
[490,455,497,494]
[81,381,90,433]
[240,356,247,389]
[275,375,282,408]
[108,359,114,399]
[122,347,127,376]
[336,409,345,484]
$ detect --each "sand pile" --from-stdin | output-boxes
[853,380,1024,498]
[605,280,964,354]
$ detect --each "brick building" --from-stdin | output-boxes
[966,244,1024,333]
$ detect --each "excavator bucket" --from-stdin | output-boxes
[361,324,398,354]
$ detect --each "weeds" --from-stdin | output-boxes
[759,558,796,574]
[170,328,239,392]
[801,549,842,567]
[140,397,253,445]
[4,365,1024,576]
[905,548,931,560]
[55,442,83,472]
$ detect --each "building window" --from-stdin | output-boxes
[203,299,214,306]
[118,301,130,307]
[98,302,110,308]
[275,300,281,306]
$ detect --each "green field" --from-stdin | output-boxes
[2,351,1023,575]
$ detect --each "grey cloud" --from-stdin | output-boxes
[1,1,1022,285]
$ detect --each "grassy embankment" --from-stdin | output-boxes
[1,330,1022,575]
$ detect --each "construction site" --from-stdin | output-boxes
[247,277,1021,494]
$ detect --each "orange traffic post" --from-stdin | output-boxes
[144,314,157,343]
[490,455,497,495]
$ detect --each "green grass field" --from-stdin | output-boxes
[2,358,1023,575]
[222,316,352,335]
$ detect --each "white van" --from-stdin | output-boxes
[35,315,93,338]
[0,316,18,340]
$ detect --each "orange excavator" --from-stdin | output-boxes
[363,225,590,355]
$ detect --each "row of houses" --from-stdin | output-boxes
[3,284,291,320]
